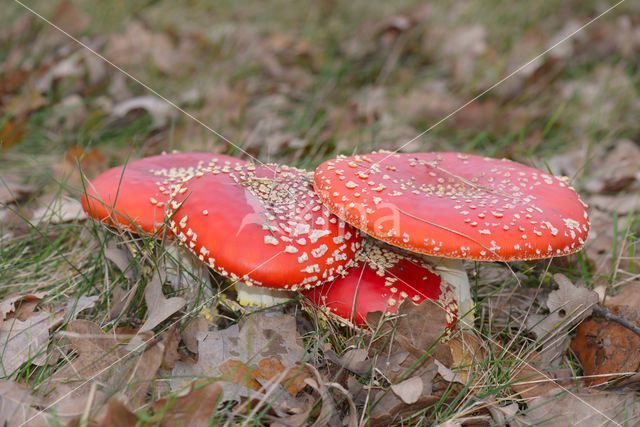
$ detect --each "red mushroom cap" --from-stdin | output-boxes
[314,152,590,261]
[303,239,457,327]
[83,152,362,290]
[82,152,222,233]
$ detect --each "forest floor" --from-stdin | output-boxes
[1,0,640,425]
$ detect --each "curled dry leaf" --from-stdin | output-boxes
[0,291,46,328]
[65,294,98,320]
[571,282,640,386]
[111,96,178,129]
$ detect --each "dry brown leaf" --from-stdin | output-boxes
[32,196,86,224]
[252,358,314,396]
[106,20,183,75]
[390,376,423,404]
[139,273,186,333]
[0,380,47,427]
[161,325,181,370]
[0,311,63,376]
[0,118,27,149]
[0,174,35,205]
[51,0,90,36]
[571,284,640,386]
[368,390,438,427]
[219,359,262,390]
[510,359,563,401]
[325,348,371,376]
[93,396,138,427]
[368,298,449,357]
[518,390,640,426]
[0,292,46,327]
[104,243,136,281]
[526,274,598,363]
[181,314,210,354]
[50,320,128,394]
[302,364,357,427]
[571,317,640,386]
[111,96,178,129]
[584,140,640,194]
[65,294,98,320]
[126,341,164,408]
[151,381,222,427]
[448,331,487,383]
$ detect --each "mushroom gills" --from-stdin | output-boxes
[235,282,295,307]
[425,257,474,327]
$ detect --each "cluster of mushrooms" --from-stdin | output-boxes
[82,151,590,331]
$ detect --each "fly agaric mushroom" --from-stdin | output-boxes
[313,151,590,320]
[82,152,220,233]
[83,152,362,307]
[302,238,458,329]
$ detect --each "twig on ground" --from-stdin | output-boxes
[592,305,640,337]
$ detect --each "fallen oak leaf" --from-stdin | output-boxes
[252,358,314,396]
[571,316,640,386]
[219,359,262,390]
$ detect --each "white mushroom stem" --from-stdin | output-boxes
[425,257,474,328]
[235,282,295,308]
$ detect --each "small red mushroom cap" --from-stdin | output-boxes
[82,152,223,233]
[302,239,457,327]
[314,152,590,261]
[83,152,362,290]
